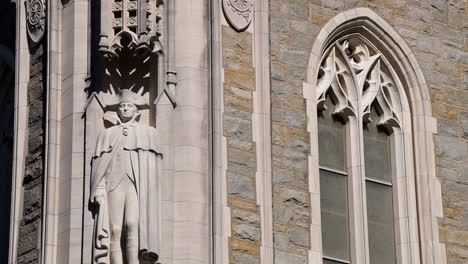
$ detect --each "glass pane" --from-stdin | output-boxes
[366,181,396,264]
[318,96,346,170]
[320,169,350,261]
[363,108,391,183]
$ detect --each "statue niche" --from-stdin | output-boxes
[87,1,167,263]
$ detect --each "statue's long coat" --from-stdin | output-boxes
[90,123,161,264]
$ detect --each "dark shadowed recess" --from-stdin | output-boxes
[0,1,16,263]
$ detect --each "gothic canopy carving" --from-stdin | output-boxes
[316,36,402,129]
[99,0,164,60]
[222,0,253,32]
[25,0,46,47]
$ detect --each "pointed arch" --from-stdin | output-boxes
[304,8,445,264]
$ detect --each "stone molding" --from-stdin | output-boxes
[252,0,273,263]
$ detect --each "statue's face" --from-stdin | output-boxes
[118,102,138,122]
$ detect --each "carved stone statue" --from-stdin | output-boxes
[90,89,161,264]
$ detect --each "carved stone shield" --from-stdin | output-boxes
[222,0,253,32]
[25,0,46,46]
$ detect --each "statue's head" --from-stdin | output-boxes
[117,101,139,122]
[109,89,148,123]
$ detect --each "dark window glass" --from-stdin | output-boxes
[364,106,396,264]
[319,96,350,263]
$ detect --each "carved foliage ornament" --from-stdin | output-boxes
[222,0,253,32]
[25,0,46,46]
[316,36,402,130]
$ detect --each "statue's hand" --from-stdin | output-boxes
[93,187,106,204]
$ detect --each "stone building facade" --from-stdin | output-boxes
[2,0,467,264]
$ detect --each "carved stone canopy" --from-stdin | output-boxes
[98,0,164,60]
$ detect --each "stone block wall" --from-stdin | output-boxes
[17,43,46,264]
[222,25,262,263]
[269,0,467,263]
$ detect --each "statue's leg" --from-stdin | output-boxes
[124,180,139,264]
[108,183,126,264]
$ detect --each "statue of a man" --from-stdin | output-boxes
[90,89,161,264]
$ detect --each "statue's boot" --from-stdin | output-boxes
[127,236,139,264]
[110,242,124,264]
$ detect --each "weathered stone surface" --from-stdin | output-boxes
[231,251,260,264]
[228,173,256,201]
[273,232,289,250]
[281,1,309,20]
[422,0,446,11]
[232,209,260,225]
[222,26,252,52]
[233,224,261,242]
[295,209,310,226]
[273,205,294,224]
[287,227,310,247]
[417,35,442,54]
[277,47,309,68]
[459,165,468,184]
[271,13,289,33]
[228,138,254,151]
[224,114,253,140]
[461,111,468,139]
[432,102,459,121]
[438,119,459,137]
[435,136,467,162]
[279,188,308,207]
[437,167,458,181]
[230,238,260,256]
[442,180,468,199]
[282,108,306,129]
[274,251,307,264]
[228,147,257,169]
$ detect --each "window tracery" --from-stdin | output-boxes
[316,35,409,264]
[316,37,401,129]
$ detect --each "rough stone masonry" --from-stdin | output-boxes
[269,0,467,263]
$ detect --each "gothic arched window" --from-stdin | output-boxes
[315,34,413,264]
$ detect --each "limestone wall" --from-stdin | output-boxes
[269,0,467,263]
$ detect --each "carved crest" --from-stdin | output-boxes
[25,0,46,46]
[222,0,253,32]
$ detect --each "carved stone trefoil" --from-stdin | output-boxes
[222,0,253,32]
[25,0,46,47]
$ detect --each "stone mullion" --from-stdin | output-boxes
[222,25,262,264]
